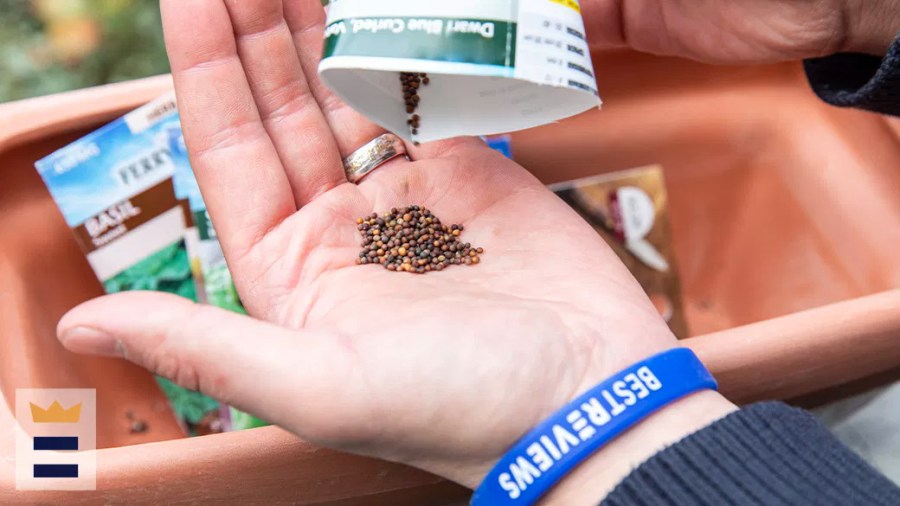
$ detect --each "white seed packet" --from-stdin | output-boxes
[319,0,601,142]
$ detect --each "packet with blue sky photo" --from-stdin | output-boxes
[35,93,228,436]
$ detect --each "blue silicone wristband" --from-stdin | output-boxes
[470,348,717,506]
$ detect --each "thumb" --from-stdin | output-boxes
[57,291,350,429]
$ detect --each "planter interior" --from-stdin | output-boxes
[515,51,900,335]
[2,51,899,503]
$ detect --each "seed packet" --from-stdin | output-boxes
[319,0,601,143]
[35,94,225,435]
[165,112,269,431]
[550,166,689,338]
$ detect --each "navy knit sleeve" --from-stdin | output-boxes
[804,35,900,116]
[602,402,900,506]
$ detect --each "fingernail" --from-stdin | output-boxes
[60,326,124,357]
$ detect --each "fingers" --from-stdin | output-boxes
[283,0,389,157]
[161,0,296,259]
[56,292,354,431]
[223,0,348,207]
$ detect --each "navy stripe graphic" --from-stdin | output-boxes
[34,437,78,451]
[34,464,79,478]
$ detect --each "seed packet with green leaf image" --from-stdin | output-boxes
[35,93,224,436]
[166,109,269,431]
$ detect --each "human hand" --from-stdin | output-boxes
[582,0,900,63]
[57,0,734,502]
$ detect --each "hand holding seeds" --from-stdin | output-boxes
[57,0,734,500]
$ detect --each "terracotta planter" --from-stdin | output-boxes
[2,51,899,503]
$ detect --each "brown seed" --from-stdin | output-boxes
[472,256,480,264]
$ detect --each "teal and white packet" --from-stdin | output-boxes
[319,0,601,142]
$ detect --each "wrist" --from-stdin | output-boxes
[842,0,900,55]
[538,390,737,506]
[470,349,735,505]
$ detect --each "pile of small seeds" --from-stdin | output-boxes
[400,72,428,144]
[356,205,483,274]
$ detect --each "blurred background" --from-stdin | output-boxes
[0,0,168,103]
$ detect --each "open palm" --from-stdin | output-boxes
[58,0,678,488]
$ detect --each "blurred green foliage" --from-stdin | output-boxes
[0,0,169,103]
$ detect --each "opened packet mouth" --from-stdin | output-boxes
[319,0,601,143]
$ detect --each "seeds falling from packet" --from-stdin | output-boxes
[356,206,483,274]
[400,72,428,144]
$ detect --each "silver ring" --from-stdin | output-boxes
[343,133,408,184]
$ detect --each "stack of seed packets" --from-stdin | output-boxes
[36,93,266,434]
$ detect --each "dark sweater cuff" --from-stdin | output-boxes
[804,34,900,116]
[602,402,900,506]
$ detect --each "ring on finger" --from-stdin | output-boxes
[343,133,408,184]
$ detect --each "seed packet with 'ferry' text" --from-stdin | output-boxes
[34,93,226,436]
